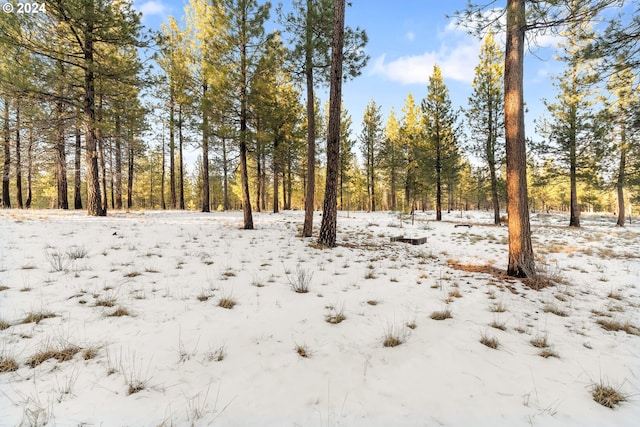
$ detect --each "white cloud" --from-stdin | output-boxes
[406,31,415,42]
[371,34,480,85]
[137,0,169,17]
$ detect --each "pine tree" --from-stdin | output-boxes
[467,30,504,225]
[422,65,460,221]
[538,7,599,228]
[606,55,639,227]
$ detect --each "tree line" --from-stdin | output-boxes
[1,0,639,276]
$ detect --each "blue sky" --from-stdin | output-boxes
[134,0,565,143]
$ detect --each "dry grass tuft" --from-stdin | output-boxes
[596,319,640,335]
[490,320,507,331]
[0,285,9,291]
[448,289,462,299]
[295,344,310,358]
[382,325,405,348]
[26,346,81,368]
[480,334,499,349]
[83,347,100,360]
[538,348,559,358]
[95,297,116,308]
[592,383,626,409]
[218,297,237,309]
[108,307,132,317]
[0,356,19,373]
[543,304,568,317]
[0,318,10,330]
[325,307,346,324]
[431,309,452,320]
[530,335,549,348]
[366,299,379,306]
[21,311,57,325]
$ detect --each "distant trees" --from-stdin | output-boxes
[359,100,383,212]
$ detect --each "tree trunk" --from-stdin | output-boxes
[169,93,176,209]
[55,100,69,209]
[177,105,184,210]
[318,0,346,248]
[115,114,123,209]
[161,121,166,210]
[436,141,442,221]
[201,84,210,212]
[488,107,500,225]
[569,105,580,227]
[26,125,33,208]
[616,122,626,227]
[302,0,316,237]
[273,137,280,213]
[15,103,22,208]
[222,137,229,211]
[239,9,253,230]
[83,17,103,217]
[97,95,108,215]
[505,0,534,277]
[74,123,82,209]
[127,143,134,208]
[2,99,10,208]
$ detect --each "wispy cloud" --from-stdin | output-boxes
[406,31,415,42]
[371,24,480,84]
[136,0,169,17]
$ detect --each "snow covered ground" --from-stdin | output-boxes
[0,208,638,426]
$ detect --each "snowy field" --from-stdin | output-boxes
[0,208,639,426]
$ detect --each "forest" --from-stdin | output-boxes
[0,0,638,224]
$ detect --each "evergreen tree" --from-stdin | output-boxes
[422,65,460,221]
[467,30,504,225]
[606,54,639,226]
[538,7,599,227]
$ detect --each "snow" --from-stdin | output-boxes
[1,209,638,426]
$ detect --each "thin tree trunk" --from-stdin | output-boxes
[201,84,210,212]
[273,137,280,213]
[178,105,185,210]
[26,124,33,208]
[569,104,580,227]
[616,122,626,227]
[318,0,346,248]
[302,0,316,237]
[97,95,108,215]
[505,0,534,277]
[55,100,69,209]
[15,103,22,208]
[2,99,10,208]
[436,141,442,221]
[161,121,166,210]
[115,114,123,209]
[169,93,176,209]
[74,122,82,209]
[127,142,133,209]
[239,9,253,229]
[222,137,229,211]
